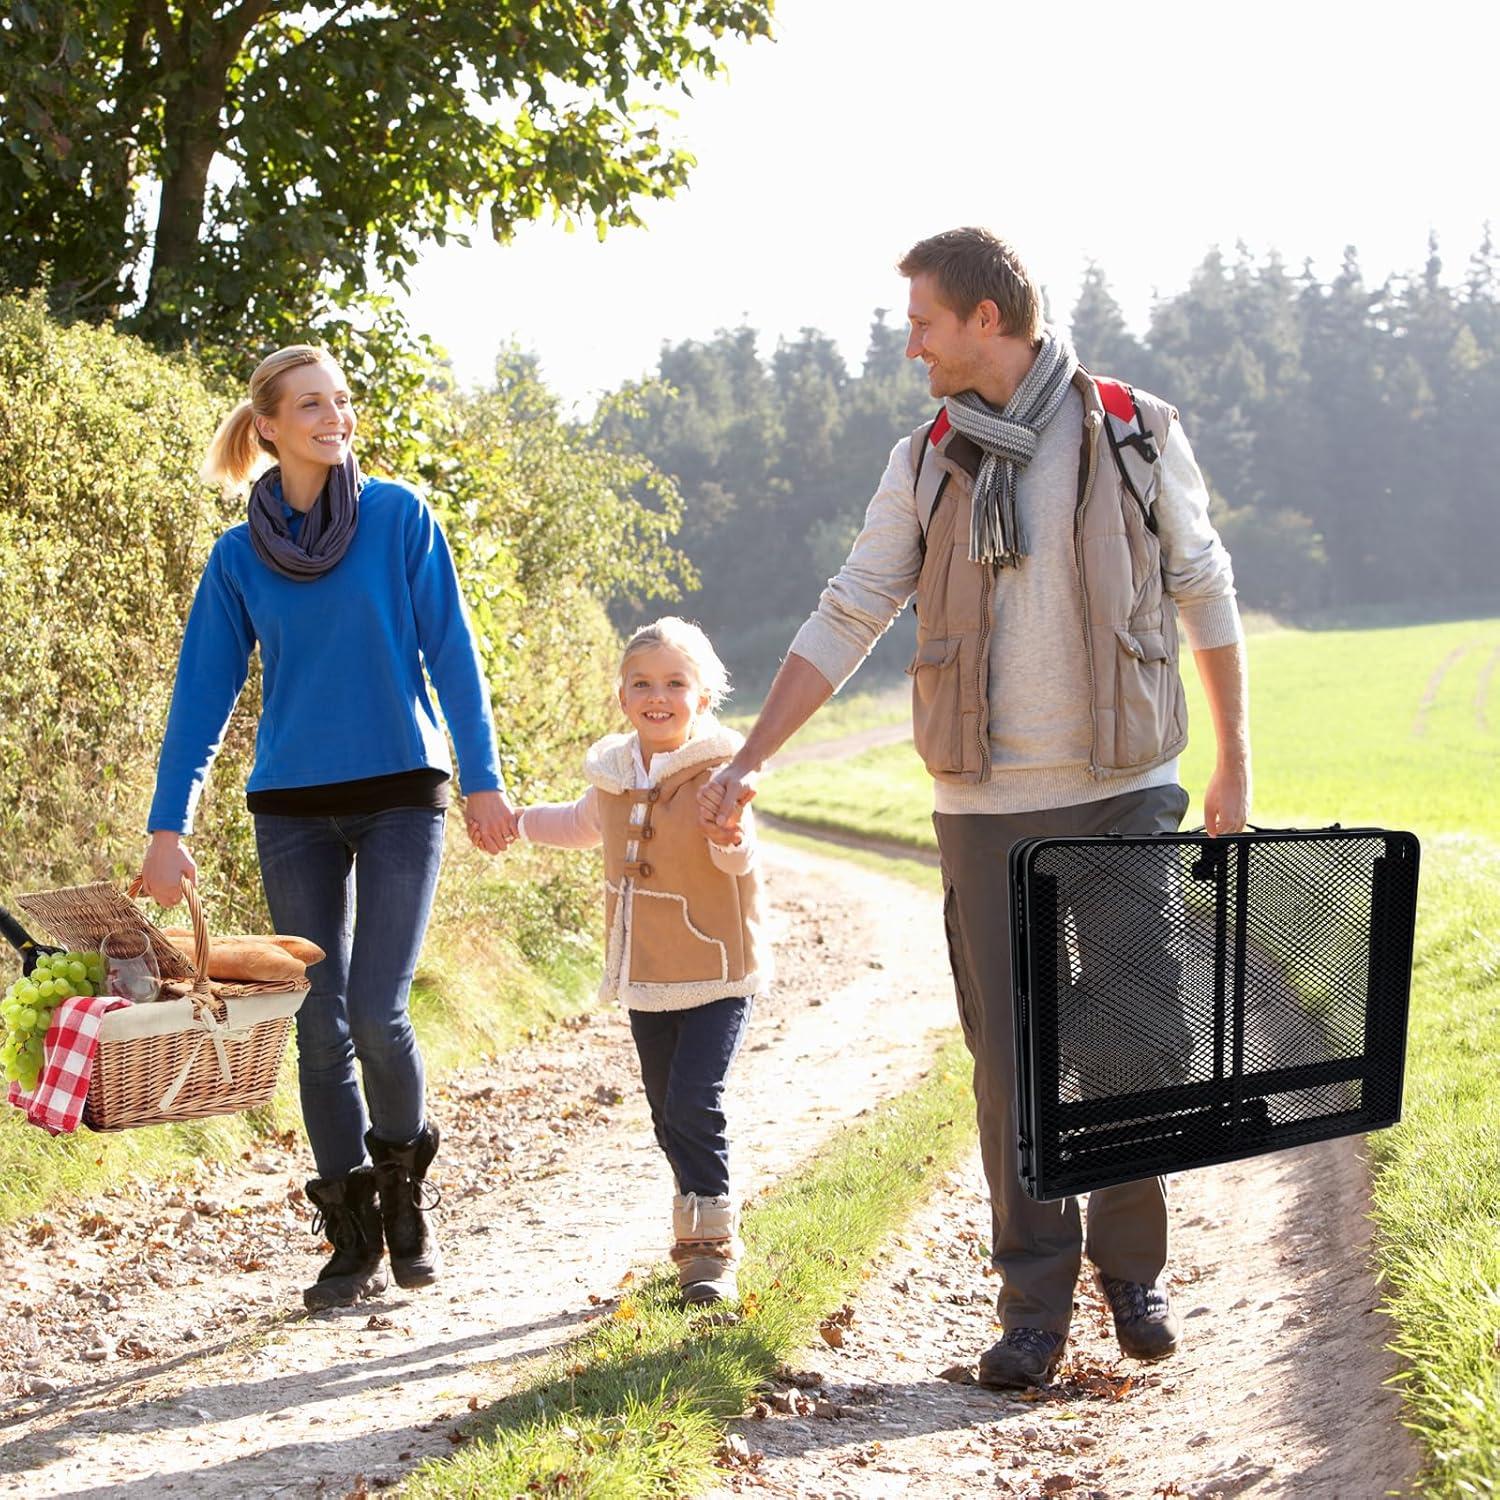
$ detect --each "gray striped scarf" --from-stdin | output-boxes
[943,330,1080,567]
[247,455,362,580]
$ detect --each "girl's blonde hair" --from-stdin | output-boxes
[200,344,339,498]
[619,617,731,711]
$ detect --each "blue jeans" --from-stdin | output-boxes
[629,995,753,1198]
[254,808,445,1180]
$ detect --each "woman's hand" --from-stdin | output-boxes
[139,831,198,906]
[465,789,520,855]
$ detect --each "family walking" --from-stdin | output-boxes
[138,225,1249,1387]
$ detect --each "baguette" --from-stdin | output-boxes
[159,931,308,983]
[161,929,326,966]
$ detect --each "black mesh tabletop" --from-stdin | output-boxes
[1009,828,1419,1201]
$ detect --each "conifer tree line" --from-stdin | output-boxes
[604,235,1500,689]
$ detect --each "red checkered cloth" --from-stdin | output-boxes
[6,994,133,1135]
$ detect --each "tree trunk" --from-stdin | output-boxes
[138,75,226,342]
[136,0,274,342]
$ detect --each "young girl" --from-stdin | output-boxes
[139,345,517,1312]
[517,617,767,1306]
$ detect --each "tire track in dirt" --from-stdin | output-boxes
[1411,641,1476,737]
[1475,643,1499,734]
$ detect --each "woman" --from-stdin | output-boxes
[140,344,517,1312]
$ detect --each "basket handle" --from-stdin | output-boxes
[126,875,213,994]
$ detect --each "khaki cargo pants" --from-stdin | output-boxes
[934,783,1190,1335]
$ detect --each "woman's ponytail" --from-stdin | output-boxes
[199,344,332,499]
[200,400,270,498]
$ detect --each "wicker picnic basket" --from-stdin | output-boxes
[15,880,308,1131]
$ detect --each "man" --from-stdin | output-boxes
[700,227,1250,1389]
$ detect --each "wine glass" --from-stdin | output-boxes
[102,928,161,1004]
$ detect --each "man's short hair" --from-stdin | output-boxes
[898,228,1044,341]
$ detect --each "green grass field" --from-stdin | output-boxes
[760,614,1500,1496]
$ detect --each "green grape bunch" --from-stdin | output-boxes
[1,951,106,1093]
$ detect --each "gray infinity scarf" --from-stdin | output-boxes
[247,454,361,580]
[942,330,1080,567]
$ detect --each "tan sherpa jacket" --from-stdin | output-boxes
[518,723,771,1012]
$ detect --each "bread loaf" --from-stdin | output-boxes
[161,929,325,965]
[159,931,309,983]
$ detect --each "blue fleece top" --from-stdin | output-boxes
[148,477,503,834]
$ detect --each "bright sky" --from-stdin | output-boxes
[401,0,1496,410]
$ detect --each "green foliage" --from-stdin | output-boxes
[601,313,930,694]
[0,0,773,360]
[1075,239,1500,611]
[0,289,261,914]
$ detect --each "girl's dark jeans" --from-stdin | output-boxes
[628,994,753,1198]
[254,808,444,1180]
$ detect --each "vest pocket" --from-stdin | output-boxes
[631,889,728,984]
[1111,625,1176,767]
[907,636,964,775]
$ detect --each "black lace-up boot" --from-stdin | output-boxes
[366,1122,443,1288]
[1096,1270,1181,1360]
[302,1166,387,1311]
[977,1327,1068,1388]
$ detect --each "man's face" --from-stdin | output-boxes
[905,272,987,398]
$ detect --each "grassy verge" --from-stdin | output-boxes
[0,849,599,1227]
[1365,838,1500,1495]
[403,1035,974,1498]
[723,685,908,750]
[759,741,934,850]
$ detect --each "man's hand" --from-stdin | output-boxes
[1203,760,1251,836]
[699,760,758,835]
[139,831,197,906]
[465,789,520,855]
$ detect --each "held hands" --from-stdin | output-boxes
[1203,760,1251,837]
[698,759,758,839]
[465,789,521,855]
[139,831,198,906]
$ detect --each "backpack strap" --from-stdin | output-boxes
[913,409,950,546]
[1095,376,1164,532]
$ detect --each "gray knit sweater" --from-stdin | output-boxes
[788,390,1243,815]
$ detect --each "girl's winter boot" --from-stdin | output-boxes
[303,1166,388,1311]
[366,1122,443,1287]
[671,1193,741,1306]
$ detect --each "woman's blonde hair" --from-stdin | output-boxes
[618,617,731,711]
[200,344,339,498]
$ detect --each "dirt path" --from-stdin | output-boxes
[711,1142,1418,1499]
[0,839,953,1499]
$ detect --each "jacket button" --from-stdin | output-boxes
[639,862,653,878]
